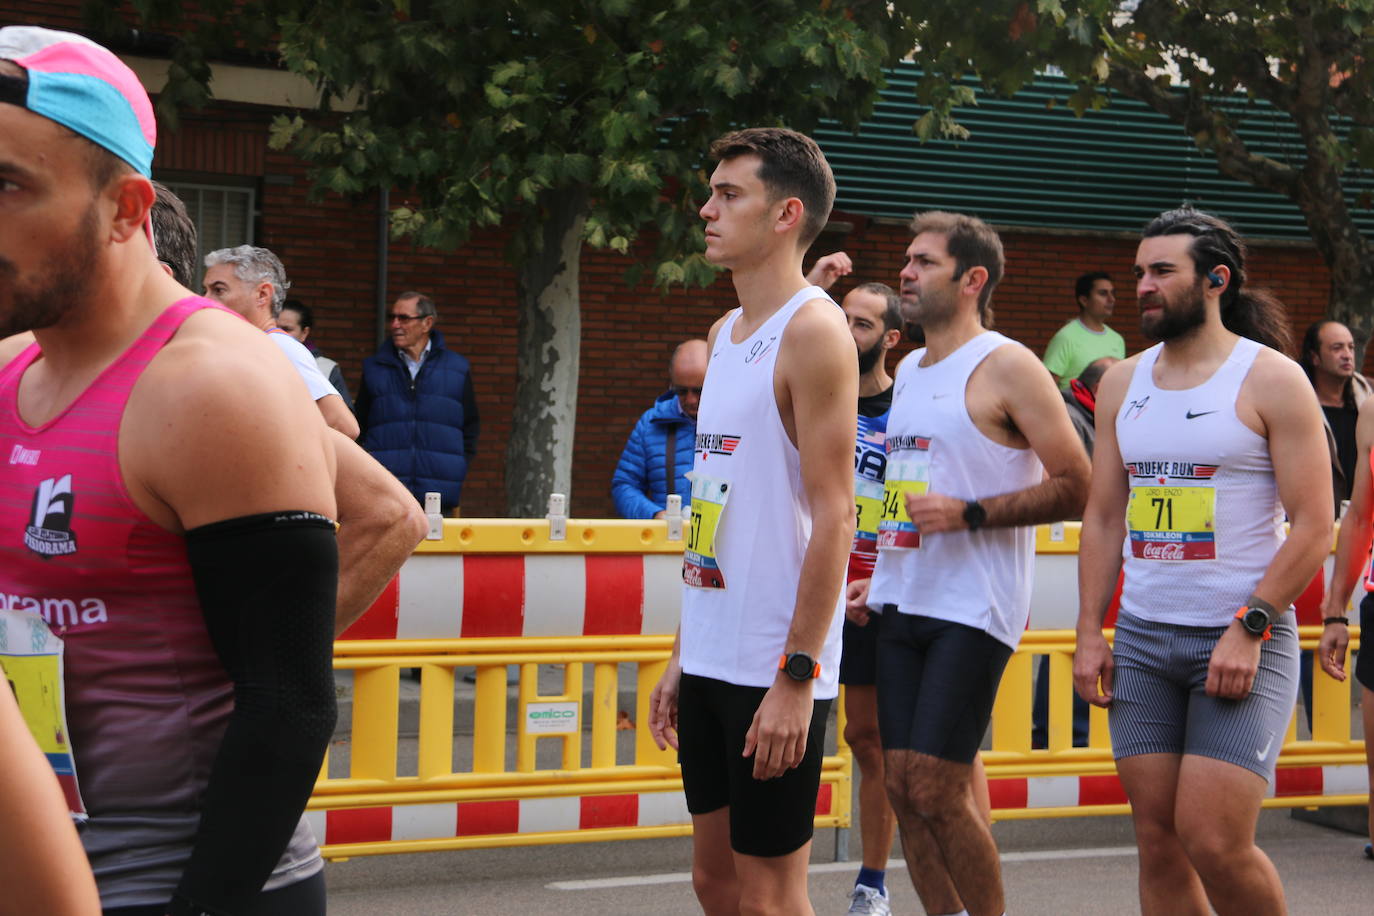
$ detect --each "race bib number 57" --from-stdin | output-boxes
[684,475,730,589]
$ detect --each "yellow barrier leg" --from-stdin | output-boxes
[636,658,674,766]
[472,665,508,773]
[591,662,618,769]
[418,663,456,780]
[1048,651,1074,753]
[561,664,584,771]
[350,664,400,780]
[1311,641,1354,744]
[992,652,1033,754]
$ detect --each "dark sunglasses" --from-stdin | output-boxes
[387,313,426,323]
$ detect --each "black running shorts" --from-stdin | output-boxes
[1355,592,1374,692]
[839,616,881,686]
[875,607,1012,763]
[677,673,832,858]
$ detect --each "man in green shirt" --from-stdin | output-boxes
[1043,271,1125,389]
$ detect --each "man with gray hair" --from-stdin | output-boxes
[204,245,359,438]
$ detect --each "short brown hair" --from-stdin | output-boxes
[909,210,1005,326]
[710,127,835,248]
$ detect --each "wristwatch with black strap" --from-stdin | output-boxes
[1234,595,1277,640]
[778,651,820,681]
[962,499,987,532]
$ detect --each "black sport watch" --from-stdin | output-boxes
[779,652,820,681]
[962,500,987,532]
[1235,603,1274,639]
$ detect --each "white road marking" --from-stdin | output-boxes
[547,846,1139,891]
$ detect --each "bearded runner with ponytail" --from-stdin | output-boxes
[1075,206,1331,916]
[1141,207,1293,353]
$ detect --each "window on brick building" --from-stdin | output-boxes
[159,181,257,289]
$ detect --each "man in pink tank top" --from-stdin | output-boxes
[0,26,363,915]
[1076,208,1330,916]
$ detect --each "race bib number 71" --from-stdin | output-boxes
[1127,483,1216,560]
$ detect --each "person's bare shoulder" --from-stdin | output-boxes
[787,296,851,343]
[983,338,1057,386]
[122,308,335,531]
[0,332,36,367]
[1248,345,1312,393]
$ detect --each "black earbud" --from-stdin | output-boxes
[1207,270,1223,288]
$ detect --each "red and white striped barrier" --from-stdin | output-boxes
[307,785,837,847]
[340,547,1120,641]
[988,763,1368,812]
[341,554,685,640]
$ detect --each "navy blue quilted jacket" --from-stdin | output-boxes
[356,329,479,512]
[611,391,696,519]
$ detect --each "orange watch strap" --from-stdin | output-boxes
[1235,605,1272,640]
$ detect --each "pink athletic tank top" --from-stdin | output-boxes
[0,297,319,906]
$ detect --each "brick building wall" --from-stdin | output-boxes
[2,10,1345,517]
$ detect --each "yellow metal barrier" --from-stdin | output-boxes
[986,627,1367,819]
[311,517,1367,859]
[312,636,850,858]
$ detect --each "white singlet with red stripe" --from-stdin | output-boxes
[1115,337,1285,627]
[867,331,1042,649]
[678,286,844,699]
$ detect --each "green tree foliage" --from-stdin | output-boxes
[96,0,905,513]
[896,0,1374,351]
[102,0,904,283]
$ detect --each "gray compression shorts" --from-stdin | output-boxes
[1109,610,1299,781]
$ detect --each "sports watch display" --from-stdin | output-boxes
[963,500,987,532]
[779,651,820,681]
[1235,603,1273,639]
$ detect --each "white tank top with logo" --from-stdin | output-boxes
[679,285,844,699]
[867,331,1043,649]
[1116,337,1284,627]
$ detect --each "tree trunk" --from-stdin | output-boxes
[505,186,588,517]
[1327,264,1374,370]
[1293,181,1374,368]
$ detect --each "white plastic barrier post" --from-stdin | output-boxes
[665,494,683,541]
[547,493,567,541]
[424,492,443,540]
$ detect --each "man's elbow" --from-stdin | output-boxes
[400,498,428,547]
[812,493,856,542]
[334,414,361,440]
[1064,465,1091,518]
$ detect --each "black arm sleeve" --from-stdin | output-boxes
[172,512,339,916]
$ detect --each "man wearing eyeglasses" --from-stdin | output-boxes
[612,339,707,519]
[356,292,480,516]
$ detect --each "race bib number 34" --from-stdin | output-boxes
[684,475,730,589]
[1127,484,1217,560]
[878,457,930,550]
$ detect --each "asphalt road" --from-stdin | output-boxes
[321,807,1372,915]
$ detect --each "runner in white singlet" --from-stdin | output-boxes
[851,212,1090,916]
[647,128,857,916]
[1075,208,1331,916]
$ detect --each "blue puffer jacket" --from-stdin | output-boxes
[611,391,696,519]
[356,329,479,512]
